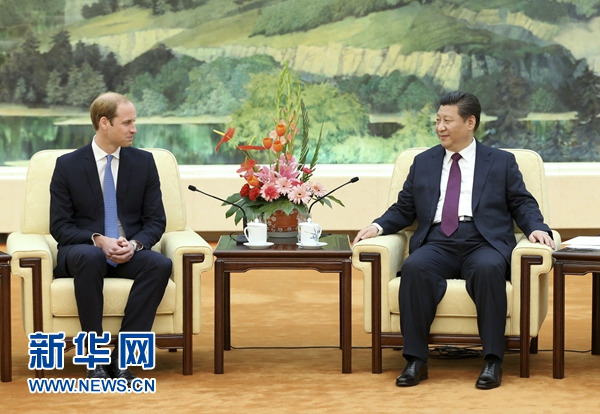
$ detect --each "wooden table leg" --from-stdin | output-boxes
[214,260,225,374]
[592,273,600,355]
[341,259,352,374]
[1,254,11,382]
[338,273,342,350]
[182,253,206,376]
[553,263,565,379]
[224,272,231,351]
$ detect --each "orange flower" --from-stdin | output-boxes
[215,127,235,152]
[263,137,273,149]
[246,174,260,187]
[275,123,286,137]
[272,139,283,153]
[236,159,257,174]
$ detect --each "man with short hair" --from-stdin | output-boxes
[354,91,555,389]
[50,92,172,383]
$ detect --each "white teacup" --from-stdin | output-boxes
[243,219,267,245]
[298,219,322,245]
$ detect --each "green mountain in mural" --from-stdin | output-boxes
[61,1,594,92]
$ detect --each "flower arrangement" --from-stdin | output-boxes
[214,63,343,225]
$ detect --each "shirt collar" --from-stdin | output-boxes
[92,136,121,161]
[445,137,476,162]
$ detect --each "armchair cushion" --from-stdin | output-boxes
[50,278,177,317]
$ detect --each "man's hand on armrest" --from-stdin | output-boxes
[353,224,381,244]
[528,230,556,250]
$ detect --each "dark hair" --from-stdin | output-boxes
[439,91,481,131]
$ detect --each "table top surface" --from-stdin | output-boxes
[553,247,600,261]
[214,233,352,257]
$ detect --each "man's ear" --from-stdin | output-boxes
[467,115,476,131]
[99,116,109,129]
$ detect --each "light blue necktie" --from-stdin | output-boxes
[104,154,119,266]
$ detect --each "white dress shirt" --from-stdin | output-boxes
[433,138,476,223]
[371,138,477,235]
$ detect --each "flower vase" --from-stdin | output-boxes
[265,209,301,238]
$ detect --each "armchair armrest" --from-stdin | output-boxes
[510,229,561,377]
[6,232,55,334]
[511,229,561,279]
[7,232,54,281]
[159,229,214,373]
[160,229,214,285]
[352,233,407,332]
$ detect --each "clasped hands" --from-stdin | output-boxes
[96,235,135,264]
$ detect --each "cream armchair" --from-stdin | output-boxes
[352,148,560,377]
[7,148,213,376]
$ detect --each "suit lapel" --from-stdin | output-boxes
[472,140,493,211]
[82,144,103,205]
[427,146,444,217]
[116,148,130,202]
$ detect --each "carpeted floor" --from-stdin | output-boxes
[1,246,600,413]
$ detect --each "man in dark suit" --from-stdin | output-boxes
[50,92,172,383]
[354,91,555,389]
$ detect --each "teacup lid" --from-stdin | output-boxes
[248,218,266,226]
[299,218,319,226]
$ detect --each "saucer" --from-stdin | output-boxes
[296,242,327,249]
[243,241,274,250]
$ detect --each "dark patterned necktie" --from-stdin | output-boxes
[441,153,462,237]
[104,154,118,266]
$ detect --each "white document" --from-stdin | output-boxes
[562,236,600,249]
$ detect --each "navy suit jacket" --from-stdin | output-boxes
[50,144,166,267]
[375,141,551,263]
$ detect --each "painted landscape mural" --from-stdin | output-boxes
[0,0,599,166]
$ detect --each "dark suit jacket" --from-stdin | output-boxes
[375,141,551,263]
[50,144,166,268]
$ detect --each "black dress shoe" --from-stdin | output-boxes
[107,359,138,386]
[476,359,502,389]
[395,359,428,387]
[86,365,110,379]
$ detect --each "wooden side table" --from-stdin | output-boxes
[552,247,600,379]
[0,251,11,382]
[213,234,353,374]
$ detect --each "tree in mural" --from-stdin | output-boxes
[81,0,119,19]
[6,33,47,104]
[66,62,107,107]
[483,63,532,149]
[46,30,72,87]
[101,52,122,92]
[571,64,600,160]
[46,70,67,105]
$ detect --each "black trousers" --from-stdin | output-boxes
[55,244,172,335]
[399,222,508,362]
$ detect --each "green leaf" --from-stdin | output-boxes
[309,123,323,171]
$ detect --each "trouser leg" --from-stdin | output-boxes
[59,245,107,335]
[399,241,455,362]
[463,246,509,360]
[114,250,172,332]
